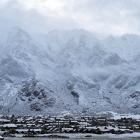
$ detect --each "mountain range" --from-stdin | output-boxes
[0,27,140,116]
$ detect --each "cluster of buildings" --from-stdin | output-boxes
[0,115,139,137]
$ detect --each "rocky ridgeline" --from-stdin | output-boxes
[0,115,140,138]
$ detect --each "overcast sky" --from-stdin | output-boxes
[0,0,140,35]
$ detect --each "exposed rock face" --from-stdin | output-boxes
[71,90,79,105]
[129,91,140,100]
[18,79,56,112]
[30,102,42,111]
[19,79,47,99]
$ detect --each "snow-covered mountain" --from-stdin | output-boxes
[0,27,140,116]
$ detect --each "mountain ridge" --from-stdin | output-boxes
[0,27,140,116]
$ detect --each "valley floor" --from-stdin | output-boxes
[4,133,140,140]
[1,115,140,139]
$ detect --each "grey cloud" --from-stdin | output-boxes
[0,0,140,35]
[70,0,140,35]
[0,0,78,34]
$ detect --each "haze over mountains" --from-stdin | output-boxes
[0,26,140,116]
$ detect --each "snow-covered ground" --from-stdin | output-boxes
[111,112,140,120]
[4,133,140,140]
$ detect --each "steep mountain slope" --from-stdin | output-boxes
[0,27,140,116]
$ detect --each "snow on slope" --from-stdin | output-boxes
[0,27,140,116]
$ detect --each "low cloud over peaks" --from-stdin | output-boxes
[0,0,140,35]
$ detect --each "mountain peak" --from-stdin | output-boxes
[7,27,32,44]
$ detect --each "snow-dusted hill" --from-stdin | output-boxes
[0,27,140,116]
